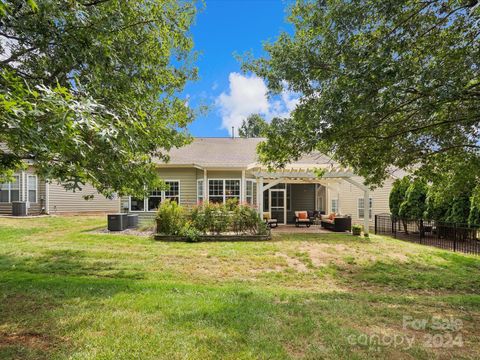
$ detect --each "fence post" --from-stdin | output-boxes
[375,215,377,234]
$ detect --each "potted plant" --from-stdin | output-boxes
[352,224,362,236]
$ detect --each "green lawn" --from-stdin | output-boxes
[0,216,479,359]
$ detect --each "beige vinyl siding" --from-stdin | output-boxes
[122,167,198,223]
[48,183,119,213]
[158,168,198,207]
[328,176,394,225]
[205,170,242,179]
[0,167,46,215]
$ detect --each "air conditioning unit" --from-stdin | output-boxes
[12,202,27,216]
[127,214,139,228]
[107,213,128,231]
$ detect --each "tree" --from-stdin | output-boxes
[399,179,428,220]
[0,0,198,197]
[389,177,410,218]
[468,185,480,226]
[238,114,268,138]
[245,0,480,188]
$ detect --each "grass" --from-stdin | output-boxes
[0,215,479,359]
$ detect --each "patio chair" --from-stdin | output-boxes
[263,212,278,228]
[294,211,313,227]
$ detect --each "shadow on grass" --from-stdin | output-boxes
[0,249,146,280]
[0,246,149,358]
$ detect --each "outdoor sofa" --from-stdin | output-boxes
[320,214,352,232]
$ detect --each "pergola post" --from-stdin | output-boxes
[344,177,370,236]
[203,169,208,203]
[256,177,263,217]
[363,189,370,235]
[241,170,246,203]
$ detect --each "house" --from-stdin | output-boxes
[0,161,119,216]
[120,137,400,234]
[2,137,399,233]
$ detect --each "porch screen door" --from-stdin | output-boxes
[269,189,286,225]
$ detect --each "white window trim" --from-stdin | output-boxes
[0,174,20,203]
[129,180,181,212]
[27,175,38,203]
[208,178,241,204]
[357,197,373,219]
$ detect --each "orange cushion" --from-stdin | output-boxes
[298,211,308,219]
[328,213,336,220]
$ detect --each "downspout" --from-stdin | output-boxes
[45,181,50,214]
[21,171,26,202]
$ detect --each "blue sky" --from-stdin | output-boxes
[184,0,295,137]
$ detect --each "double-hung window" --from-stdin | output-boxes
[0,175,20,203]
[28,175,37,203]
[147,189,162,212]
[245,180,254,205]
[164,181,179,203]
[331,199,339,213]
[130,181,180,212]
[358,198,372,219]
[208,179,240,204]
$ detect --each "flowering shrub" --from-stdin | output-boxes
[157,200,267,236]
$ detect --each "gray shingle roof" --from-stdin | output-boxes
[160,137,336,168]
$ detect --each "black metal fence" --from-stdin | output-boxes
[375,214,480,256]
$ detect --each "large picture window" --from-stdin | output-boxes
[130,181,180,212]
[0,175,20,203]
[358,198,372,219]
[208,179,240,204]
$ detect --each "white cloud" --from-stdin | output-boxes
[216,73,299,135]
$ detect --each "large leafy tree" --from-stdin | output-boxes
[245,0,480,187]
[399,179,428,220]
[238,114,268,138]
[389,176,410,218]
[0,0,198,196]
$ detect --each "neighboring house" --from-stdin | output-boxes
[120,137,400,232]
[0,162,119,215]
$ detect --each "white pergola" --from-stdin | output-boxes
[251,164,371,235]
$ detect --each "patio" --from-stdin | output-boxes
[252,162,371,234]
[271,224,348,234]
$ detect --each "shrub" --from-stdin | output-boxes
[179,221,201,242]
[230,204,267,235]
[156,200,184,235]
[225,197,239,211]
[352,224,362,236]
[159,201,268,237]
[211,203,230,234]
